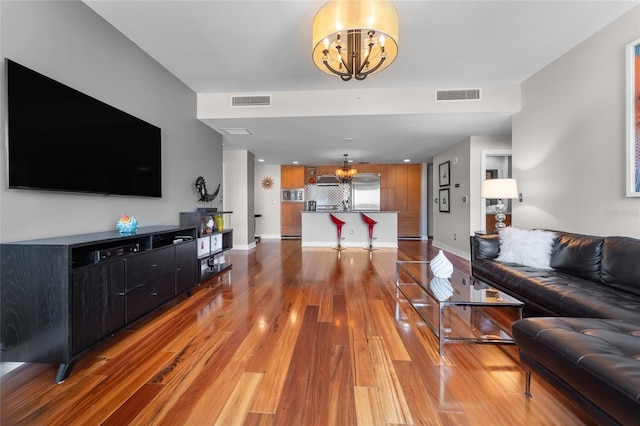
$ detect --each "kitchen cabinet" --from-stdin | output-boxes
[281,165,305,188]
[0,225,198,383]
[297,163,423,237]
[281,202,305,237]
[281,165,305,236]
[398,164,422,237]
[314,165,337,177]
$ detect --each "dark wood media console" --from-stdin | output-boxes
[0,225,198,383]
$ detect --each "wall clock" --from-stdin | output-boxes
[261,176,274,190]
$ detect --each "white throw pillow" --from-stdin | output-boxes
[496,227,556,269]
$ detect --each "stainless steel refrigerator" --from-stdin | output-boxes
[350,173,381,211]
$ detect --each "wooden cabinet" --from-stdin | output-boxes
[176,241,198,294]
[281,165,305,188]
[0,225,198,383]
[281,202,304,237]
[399,164,422,237]
[71,260,125,356]
[365,163,422,237]
[315,165,337,176]
[125,247,177,322]
[281,165,305,236]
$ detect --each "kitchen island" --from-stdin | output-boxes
[301,211,398,248]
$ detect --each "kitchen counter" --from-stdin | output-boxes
[301,211,398,248]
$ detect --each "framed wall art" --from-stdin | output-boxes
[439,188,450,213]
[627,37,640,197]
[439,161,450,187]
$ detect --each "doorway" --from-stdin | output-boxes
[481,151,512,231]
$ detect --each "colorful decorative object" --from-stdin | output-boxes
[261,176,274,190]
[430,250,453,278]
[215,215,224,232]
[116,214,138,234]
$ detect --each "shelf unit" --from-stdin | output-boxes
[179,210,233,282]
[0,225,198,383]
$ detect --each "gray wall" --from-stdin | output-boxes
[432,138,471,257]
[432,135,511,258]
[513,5,640,238]
[0,0,223,242]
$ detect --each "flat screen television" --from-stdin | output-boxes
[6,58,162,197]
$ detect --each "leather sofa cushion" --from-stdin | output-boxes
[470,233,500,260]
[549,232,603,282]
[601,236,640,297]
[513,317,640,424]
[472,259,640,322]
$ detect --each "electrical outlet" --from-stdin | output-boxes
[454,233,457,240]
[350,228,354,235]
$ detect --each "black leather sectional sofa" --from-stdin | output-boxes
[470,230,640,424]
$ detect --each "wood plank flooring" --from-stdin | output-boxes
[1,239,595,425]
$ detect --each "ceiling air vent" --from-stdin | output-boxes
[231,95,271,107]
[436,89,481,102]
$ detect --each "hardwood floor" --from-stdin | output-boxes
[1,239,594,425]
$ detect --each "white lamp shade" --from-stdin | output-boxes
[481,178,518,199]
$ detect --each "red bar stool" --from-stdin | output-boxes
[329,214,347,251]
[361,213,378,251]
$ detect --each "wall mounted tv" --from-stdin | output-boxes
[6,58,162,197]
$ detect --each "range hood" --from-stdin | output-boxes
[316,175,340,185]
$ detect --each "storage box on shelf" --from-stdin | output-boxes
[179,210,233,282]
[0,225,198,383]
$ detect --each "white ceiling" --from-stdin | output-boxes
[84,0,639,165]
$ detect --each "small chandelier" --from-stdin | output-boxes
[312,0,399,81]
[336,154,358,183]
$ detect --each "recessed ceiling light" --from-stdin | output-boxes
[222,128,252,135]
[404,159,411,162]
[293,161,299,164]
[258,159,264,162]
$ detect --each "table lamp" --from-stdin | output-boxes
[481,178,518,230]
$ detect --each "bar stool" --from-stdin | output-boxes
[361,213,378,251]
[329,214,347,251]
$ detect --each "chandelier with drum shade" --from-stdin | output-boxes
[312,0,399,81]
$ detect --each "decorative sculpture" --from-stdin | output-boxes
[195,176,220,203]
[430,250,454,278]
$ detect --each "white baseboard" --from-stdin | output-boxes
[431,240,470,260]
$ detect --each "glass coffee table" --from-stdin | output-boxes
[396,261,523,355]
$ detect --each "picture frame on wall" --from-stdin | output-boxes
[439,188,450,213]
[626,37,640,197]
[439,161,450,187]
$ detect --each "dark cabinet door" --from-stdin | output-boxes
[176,241,198,293]
[125,247,175,290]
[126,273,176,323]
[71,260,125,355]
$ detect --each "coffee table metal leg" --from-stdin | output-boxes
[439,304,445,355]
